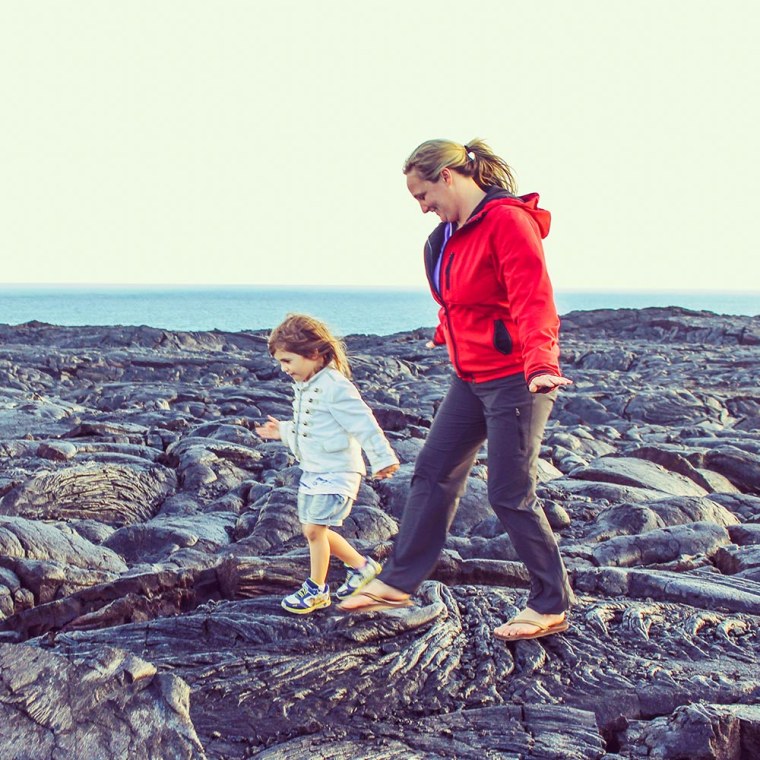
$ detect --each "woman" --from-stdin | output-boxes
[339,138,574,642]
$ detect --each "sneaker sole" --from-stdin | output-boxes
[281,599,331,614]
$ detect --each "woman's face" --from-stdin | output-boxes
[406,169,457,223]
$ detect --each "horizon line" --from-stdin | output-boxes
[1,283,758,296]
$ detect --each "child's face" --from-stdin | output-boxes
[273,349,323,382]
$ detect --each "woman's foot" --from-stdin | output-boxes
[493,608,568,642]
[337,579,410,611]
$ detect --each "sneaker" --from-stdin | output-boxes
[281,579,331,614]
[335,556,382,600]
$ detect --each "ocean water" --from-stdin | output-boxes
[0,286,757,337]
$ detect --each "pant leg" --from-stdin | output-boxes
[380,376,487,593]
[475,374,573,614]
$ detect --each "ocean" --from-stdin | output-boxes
[0,286,757,337]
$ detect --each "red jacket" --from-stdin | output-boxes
[425,188,561,384]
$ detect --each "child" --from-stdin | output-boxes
[255,314,400,614]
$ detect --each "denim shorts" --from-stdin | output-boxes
[297,492,354,526]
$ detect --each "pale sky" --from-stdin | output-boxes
[2,1,758,292]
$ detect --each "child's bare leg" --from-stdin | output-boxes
[303,523,330,586]
[326,529,365,568]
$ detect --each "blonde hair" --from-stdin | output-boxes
[268,313,350,378]
[403,138,517,194]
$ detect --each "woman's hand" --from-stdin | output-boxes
[528,374,573,394]
[373,463,400,480]
[255,415,282,440]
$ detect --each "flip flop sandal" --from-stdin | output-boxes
[493,614,569,642]
[338,591,413,613]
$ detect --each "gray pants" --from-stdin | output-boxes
[380,373,573,614]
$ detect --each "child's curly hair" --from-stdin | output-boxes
[268,313,350,377]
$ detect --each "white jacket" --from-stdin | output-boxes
[278,367,399,476]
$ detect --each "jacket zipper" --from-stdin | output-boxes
[442,253,468,378]
[428,234,475,381]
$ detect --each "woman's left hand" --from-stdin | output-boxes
[528,374,573,394]
[373,463,400,480]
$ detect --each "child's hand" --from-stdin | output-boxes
[255,416,282,440]
[372,463,399,480]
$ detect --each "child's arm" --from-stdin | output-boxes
[327,381,399,477]
[255,416,282,440]
[257,415,299,458]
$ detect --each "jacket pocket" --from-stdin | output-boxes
[322,434,350,453]
[493,320,513,355]
[515,407,526,453]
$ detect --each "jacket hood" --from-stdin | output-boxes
[425,187,551,265]
[467,186,551,238]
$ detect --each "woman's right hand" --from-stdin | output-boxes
[255,415,282,440]
[528,374,573,394]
